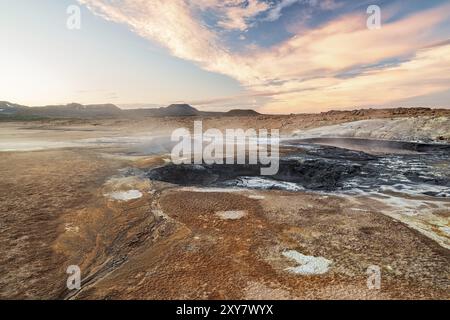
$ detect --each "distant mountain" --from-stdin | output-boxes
[160,104,200,116]
[127,105,260,117]
[0,101,28,113]
[224,109,260,117]
[0,102,122,119]
[26,103,123,118]
[2,101,450,121]
[118,103,161,109]
[0,101,29,115]
[0,101,262,119]
[125,104,202,117]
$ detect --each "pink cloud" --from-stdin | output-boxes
[79,0,450,113]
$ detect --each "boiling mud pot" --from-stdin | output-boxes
[146,138,450,197]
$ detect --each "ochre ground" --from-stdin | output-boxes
[0,114,449,299]
[0,148,448,299]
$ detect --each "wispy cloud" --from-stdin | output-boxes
[214,0,270,31]
[265,0,302,22]
[260,42,450,113]
[78,0,450,113]
[191,0,338,31]
[265,0,340,22]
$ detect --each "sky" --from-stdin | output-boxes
[0,0,449,113]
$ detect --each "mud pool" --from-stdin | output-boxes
[146,138,450,197]
[143,138,450,249]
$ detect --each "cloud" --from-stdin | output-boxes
[192,0,339,31]
[265,0,301,22]
[189,0,269,31]
[216,0,270,31]
[78,0,227,68]
[79,0,450,113]
[259,42,450,113]
[265,0,340,22]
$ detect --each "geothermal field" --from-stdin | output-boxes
[0,108,449,300]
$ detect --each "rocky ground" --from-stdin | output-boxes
[0,109,449,300]
[294,117,450,142]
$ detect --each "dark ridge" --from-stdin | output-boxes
[163,104,200,116]
[0,101,261,119]
[224,109,261,117]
